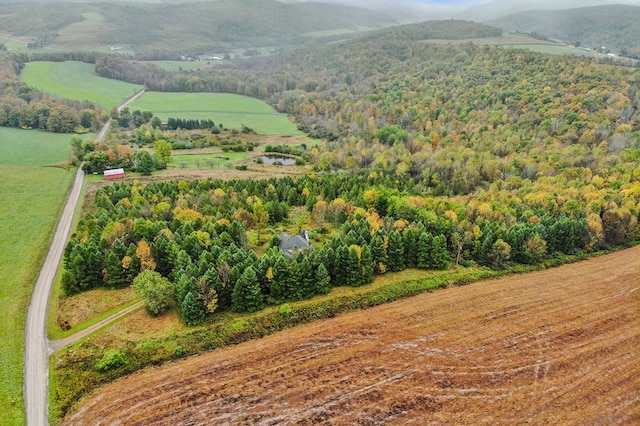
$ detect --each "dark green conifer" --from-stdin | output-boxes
[231,267,263,313]
[315,263,331,294]
[180,291,207,325]
[387,230,405,272]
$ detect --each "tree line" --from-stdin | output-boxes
[60,172,622,325]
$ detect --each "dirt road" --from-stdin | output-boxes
[24,166,84,426]
[63,246,640,425]
[49,301,144,354]
[24,90,145,425]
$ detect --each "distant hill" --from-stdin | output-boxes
[0,0,397,56]
[486,5,640,58]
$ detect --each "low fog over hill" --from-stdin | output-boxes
[284,0,640,20]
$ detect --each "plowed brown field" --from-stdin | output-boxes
[64,247,640,425]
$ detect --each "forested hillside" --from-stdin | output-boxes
[488,5,640,58]
[62,20,640,320]
[20,16,637,421]
[92,20,639,197]
[0,0,396,56]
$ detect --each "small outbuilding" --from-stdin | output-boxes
[103,168,125,180]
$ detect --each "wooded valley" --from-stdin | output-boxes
[0,6,638,425]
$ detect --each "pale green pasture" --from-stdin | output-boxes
[426,33,560,46]
[171,151,248,169]
[506,44,597,56]
[304,28,356,37]
[52,12,114,53]
[0,128,87,425]
[130,92,303,135]
[21,61,143,108]
[0,35,29,52]
[150,61,212,71]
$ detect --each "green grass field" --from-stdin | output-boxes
[51,12,114,53]
[130,92,303,135]
[20,61,143,109]
[171,151,249,169]
[506,44,597,56]
[426,33,600,58]
[0,128,89,426]
[150,61,212,71]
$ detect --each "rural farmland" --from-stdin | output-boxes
[20,61,142,109]
[0,128,88,425]
[129,92,304,135]
[62,246,640,425]
[0,2,637,425]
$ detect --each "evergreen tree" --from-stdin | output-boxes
[175,274,197,306]
[180,291,207,326]
[285,258,303,301]
[317,246,335,281]
[402,228,418,268]
[206,267,231,310]
[315,263,331,294]
[346,245,363,287]
[104,251,127,288]
[417,231,433,269]
[387,230,405,272]
[370,232,387,274]
[124,243,141,285]
[298,256,316,299]
[430,234,451,269]
[61,270,80,296]
[333,244,349,286]
[76,238,104,290]
[269,255,290,303]
[344,230,358,247]
[174,249,193,277]
[254,254,272,296]
[231,267,264,313]
[361,244,374,284]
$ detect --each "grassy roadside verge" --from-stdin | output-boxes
[49,298,142,342]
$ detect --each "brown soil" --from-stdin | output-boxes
[63,247,640,425]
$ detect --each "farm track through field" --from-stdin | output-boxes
[63,246,640,425]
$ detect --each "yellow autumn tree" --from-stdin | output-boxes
[136,240,156,271]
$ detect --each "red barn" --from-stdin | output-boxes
[103,168,125,180]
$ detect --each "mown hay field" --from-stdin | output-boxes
[129,92,304,135]
[63,246,640,425]
[20,61,143,108]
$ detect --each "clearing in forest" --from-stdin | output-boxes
[63,246,640,425]
[20,61,143,109]
[129,92,303,136]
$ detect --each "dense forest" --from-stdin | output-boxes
[93,21,640,192]
[56,19,640,325]
[62,171,610,325]
[2,18,639,324]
